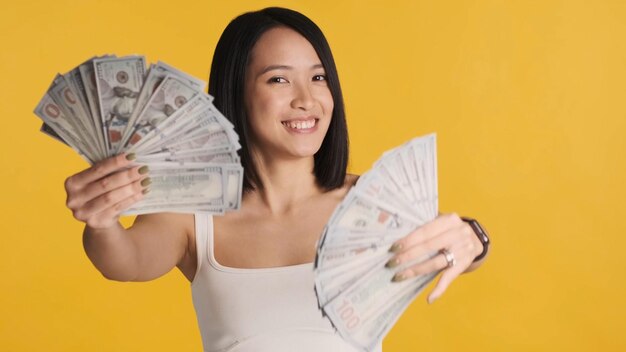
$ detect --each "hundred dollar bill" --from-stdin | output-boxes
[123,203,226,216]
[409,136,438,213]
[79,55,116,155]
[314,133,439,351]
[47,75,102,160]
[323,251,433,341]
[332,270,437,351]
[135,146,238,164]
[123,164,242,215]
[142,107,237,155]
[374,135,438,210]
[94,56,146,153]
[123,75,198,149]
[151,128,239,155]
[37,55,244,216]
[326,191,420,233]
[224,165,244,210]
[64,67,95,132]
[67,57,108,157]
[34,94,94,163]
[40,123,66,145]
[136,165,226,206]
[137,96,236,154]
[317,227,407,249]
[128,93,211,153]
[60,73,102,155]
[355,170,423,218]
[315,228,428,303]
[315,256,387,307]
[315,228,406,270]
[118,61,206,151]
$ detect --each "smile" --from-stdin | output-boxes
[281,118,318,133]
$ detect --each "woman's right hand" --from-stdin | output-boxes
[64,153,150,230]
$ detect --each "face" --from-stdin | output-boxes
[244,26,334,160]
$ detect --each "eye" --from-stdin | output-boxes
[313,74,327,82]
[268,76,288,84]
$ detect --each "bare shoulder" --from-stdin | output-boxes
[345,173,359,188]
[331,173,359,199]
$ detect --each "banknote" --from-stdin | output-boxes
[47,74,102,160]
[314,134,439,351]
[94,56,146,153]
[124,75,199,148]
[34,55,243,216]
[35,93,94,163]
[117,61,206,151]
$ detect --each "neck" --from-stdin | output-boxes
[246,150,322,215]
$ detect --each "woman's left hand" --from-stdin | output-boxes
[386,213,484,304]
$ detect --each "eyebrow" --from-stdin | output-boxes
[257,64,324,78]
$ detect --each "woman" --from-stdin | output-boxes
[64,7,488,352]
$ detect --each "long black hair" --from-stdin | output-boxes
[208,7,349,192]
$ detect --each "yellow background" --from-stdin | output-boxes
[1,0,624,351]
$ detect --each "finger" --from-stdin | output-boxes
[427,265,464,304]
[85,190,147,229]
[66,153,136,191]
[390,213,463,252]
[391,226,460,266]
[79,165,149,204]
[389,250,449,279]
[73,179,147,222]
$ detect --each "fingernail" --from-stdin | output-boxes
[138,165,149,175]
[126,153,136,161]
[389,243,403,253]
[428,295,438,304]
[392,273,407,282]
[386,258,401,268]
[142,187,151,195]
[141,178,152,187]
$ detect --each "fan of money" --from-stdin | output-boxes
[34,55,243,215]
[314,134,439,351]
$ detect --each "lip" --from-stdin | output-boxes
[281,117,319,134]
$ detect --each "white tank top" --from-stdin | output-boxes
[191,214,383,352]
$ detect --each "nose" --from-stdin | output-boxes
[290,82,315,111]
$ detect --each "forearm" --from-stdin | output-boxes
[82,223,140,281]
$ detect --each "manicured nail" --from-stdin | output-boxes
[386,258,401,268]
[126,153,136,161]
[142,188,151,195]
[138,165,149,175]
[392,273,407,282]
[141,178,152,187]
[428,295,438,304]
[389,243,403,253]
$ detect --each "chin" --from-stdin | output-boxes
[283,140,325,159]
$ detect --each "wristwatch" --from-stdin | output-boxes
[461,217,490,262]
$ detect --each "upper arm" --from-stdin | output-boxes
[127,213,194,282]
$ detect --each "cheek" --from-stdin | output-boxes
[248,89,285,120]
[322,90,334,117]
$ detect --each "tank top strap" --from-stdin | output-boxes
[193,213,211,277]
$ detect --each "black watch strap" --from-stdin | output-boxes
[461,217,490,262]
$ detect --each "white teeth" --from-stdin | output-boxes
[283,120,316,130]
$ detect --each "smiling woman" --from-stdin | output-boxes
[208,8,349,193]
[60,6,486,352]
[243,27,334,163]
